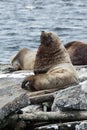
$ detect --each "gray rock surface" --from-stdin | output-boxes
[21,105,42,113]
[35,120,87,130]
[0,65,33,122]
[52,84,87,111]
[75,121,87,130]
[0,77,30,121]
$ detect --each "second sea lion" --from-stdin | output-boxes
[10,48,36,70]
[65,41,87,65]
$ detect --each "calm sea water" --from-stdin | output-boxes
[0,0,87,63]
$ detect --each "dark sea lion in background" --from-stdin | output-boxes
[22,31,79,91]
[10,48,36,70]
[65,41,87,65]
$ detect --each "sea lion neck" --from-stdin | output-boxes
[34,31,71,74]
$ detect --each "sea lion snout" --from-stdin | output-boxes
[41,31,52,46]
[21,80,30,90]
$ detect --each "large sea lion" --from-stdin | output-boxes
[65,41,87,65]
[10,48,36,70]
[21,31,79,91]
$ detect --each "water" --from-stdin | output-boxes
[0,0,87,64]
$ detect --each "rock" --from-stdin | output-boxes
[35,124,59,130]
[0,77,31,122]
[75,121,87,130]
[35,120,87,130]
[52,83,87,111]
[21,105,42,113]
[0,67,34,124]
[76,65,87,82]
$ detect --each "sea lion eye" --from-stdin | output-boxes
[48,34,51,39]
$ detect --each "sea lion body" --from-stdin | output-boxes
[10,48,36,70]
[65,41,87,65]
[22,31,79,91]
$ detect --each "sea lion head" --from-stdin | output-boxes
[40,31,61,47]
[34,31,70,74]
[65,41,87,65]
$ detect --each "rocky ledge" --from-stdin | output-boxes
[1,65,87,130]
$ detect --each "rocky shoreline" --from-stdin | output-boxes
[1,65,87,130]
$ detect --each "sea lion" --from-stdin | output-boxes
[21,31,79,91]
[65,41,87,65]
[10,48,36,70]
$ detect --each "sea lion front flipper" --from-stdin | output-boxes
[21,75,36,91]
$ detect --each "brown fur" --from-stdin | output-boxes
[10,48,36,70]
[65,41,87,65]
[34,31,70,74]
[21,31,79,91]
